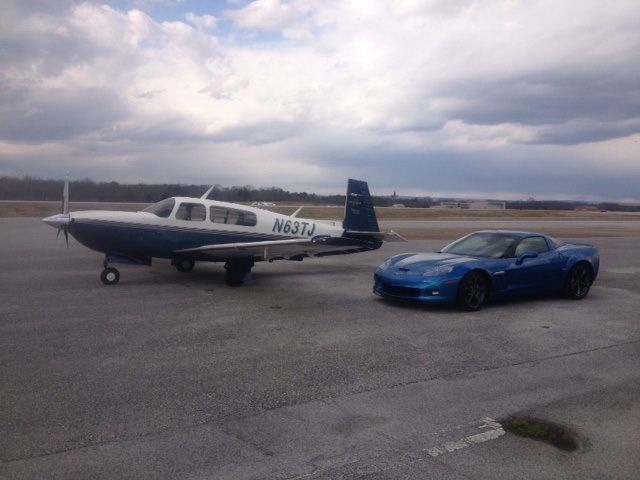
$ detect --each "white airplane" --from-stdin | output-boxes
[43,179,404,286]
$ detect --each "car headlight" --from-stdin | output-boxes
[422,265,454,277]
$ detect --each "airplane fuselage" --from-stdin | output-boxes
[60,198,348,263]
[43,179,391,286]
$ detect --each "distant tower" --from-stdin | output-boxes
[392,190,397,200]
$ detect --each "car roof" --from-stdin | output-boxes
[473,230,547,238]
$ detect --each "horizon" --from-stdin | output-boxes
[2,174,639,206]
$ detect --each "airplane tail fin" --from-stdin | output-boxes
[342,179,380,233]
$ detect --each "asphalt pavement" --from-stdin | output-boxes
[1,218,639,479]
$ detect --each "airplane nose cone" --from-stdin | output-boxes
[43,213,71,229]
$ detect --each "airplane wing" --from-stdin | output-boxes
[174,235,379,261]
[344,230,407,242]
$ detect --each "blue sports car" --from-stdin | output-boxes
[374,230,599,310]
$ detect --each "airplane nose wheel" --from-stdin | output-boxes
[101,267,120,285]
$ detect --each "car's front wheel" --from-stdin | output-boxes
[457,271,488,311]
[564,262,593,299]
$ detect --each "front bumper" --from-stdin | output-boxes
[373,271,459,304]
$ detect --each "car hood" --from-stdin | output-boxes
[391,252,475,271]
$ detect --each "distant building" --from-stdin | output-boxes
[391,203,406,208]
[435,201,506,210]
[574,205,599,212]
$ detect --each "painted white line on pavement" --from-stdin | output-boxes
[425,417,505,457]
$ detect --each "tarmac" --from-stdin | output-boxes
[1,218,639,479]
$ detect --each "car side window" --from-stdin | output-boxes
[515,236,549,257]
[176,203,206,221]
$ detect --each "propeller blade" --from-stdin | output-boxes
[63,226,69,247]
[56,227,61,240]
[62,175,69,215]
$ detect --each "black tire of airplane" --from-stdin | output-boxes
[175,258,195,273]
[225,268,242,287]
[100,267,120,286]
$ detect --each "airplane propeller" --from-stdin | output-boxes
[43,175,71,247]
[56,221,69,247]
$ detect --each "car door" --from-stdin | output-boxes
[505,236,564,295]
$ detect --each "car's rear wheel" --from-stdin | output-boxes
[564,262,593,299]
[458,271,487,311]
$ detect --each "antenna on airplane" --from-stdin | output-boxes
[201,185,215,200]
[291,206,303,217]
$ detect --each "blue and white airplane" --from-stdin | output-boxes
[43,179,404,286]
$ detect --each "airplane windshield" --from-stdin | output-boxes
[440,232,520,258]
[142,198,175,218]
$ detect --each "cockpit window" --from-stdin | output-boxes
[210,206,257,227]
[176,203,206,221]
[142,198,175,218]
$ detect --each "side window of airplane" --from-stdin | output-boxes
[210,206,228,224]
[229,208,257,227]
[176,203,206,221]
[209,206,257,226]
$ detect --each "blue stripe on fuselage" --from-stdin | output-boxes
[69,220,288,259]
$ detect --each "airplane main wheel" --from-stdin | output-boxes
[224,258,254,287]
[175,258,195,273]
[225,267,241,287]
[101,267,120,286]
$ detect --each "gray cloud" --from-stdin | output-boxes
[430,61,640,143]
[0,81,130,143]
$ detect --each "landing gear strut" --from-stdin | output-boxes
[224,258,254,286]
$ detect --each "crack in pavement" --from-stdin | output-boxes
[3,337,640,465]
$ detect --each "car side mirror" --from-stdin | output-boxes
[516,251,538,265]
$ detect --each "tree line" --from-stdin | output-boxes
[0,175,432,207]
[505,199,640,212]
[2,175,636,211]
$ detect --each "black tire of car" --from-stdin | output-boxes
[564,262,593,299]
[175,258,195,273]
[457,271,488,311]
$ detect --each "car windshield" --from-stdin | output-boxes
[142,198,175,218]
[440,232,520,258]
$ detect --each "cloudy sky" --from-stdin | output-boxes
[1,0,639,200]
